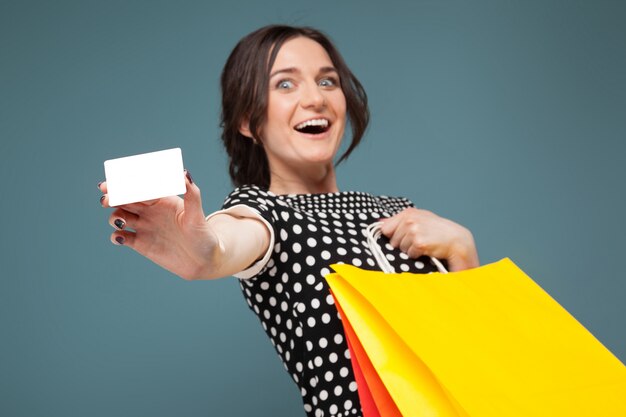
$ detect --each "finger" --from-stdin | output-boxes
[98,181,108,193]
[109,209,140,230]
[379,209,406,237]
[407,245,425,259]
[398,233,413,254]
[99,194,146,214]
[386,217,409,248]
[388,227,403,248]
[182,170,205,221]
[110,230,136,247]
[136,198,160,207]
[112,201,151,215]
[400,234,425,259]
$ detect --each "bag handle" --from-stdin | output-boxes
[365,222,448,274]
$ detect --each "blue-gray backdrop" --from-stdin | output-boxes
[1,1,624,416]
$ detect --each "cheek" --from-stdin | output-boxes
[268,94,297,119]
[334,93,347,119]
[335,98,347,130]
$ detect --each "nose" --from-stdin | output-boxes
[300,82,326,110]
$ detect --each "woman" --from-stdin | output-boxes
[99,25,479,417]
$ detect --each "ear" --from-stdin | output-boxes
[239,118,253,139]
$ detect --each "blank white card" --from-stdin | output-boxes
[104,148,186,207]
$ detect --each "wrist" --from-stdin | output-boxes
[448,228,479,272]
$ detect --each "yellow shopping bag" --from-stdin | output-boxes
[326,258,626,417]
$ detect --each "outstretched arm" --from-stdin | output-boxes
[99,172,270,280]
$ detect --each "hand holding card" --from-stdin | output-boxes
[99,147,220,280]
[104,148,186,207]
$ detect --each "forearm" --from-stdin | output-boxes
[189,212,271,280]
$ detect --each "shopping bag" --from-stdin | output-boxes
[338,299,402,417]
[326,258,626,417]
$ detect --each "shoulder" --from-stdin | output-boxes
[376,194,415,213]
[222,185,278,212]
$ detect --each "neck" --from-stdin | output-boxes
[269,164,339,195]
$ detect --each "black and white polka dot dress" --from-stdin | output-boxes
[219,185,441,417]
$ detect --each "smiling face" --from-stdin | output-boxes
[242,36,347,193]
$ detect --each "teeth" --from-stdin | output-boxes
[295,119,329,130]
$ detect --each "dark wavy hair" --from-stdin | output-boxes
[220,25,369,189]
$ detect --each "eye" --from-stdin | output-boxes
[319,77,338,88]
[276,79,295,90]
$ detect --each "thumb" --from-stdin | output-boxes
[182,170,205,221]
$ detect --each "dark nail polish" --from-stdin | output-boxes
[115,236,125,245]
[114,219,125,230]
[185,170,193,184]
[97,181,103,190]
[100,195,106,205]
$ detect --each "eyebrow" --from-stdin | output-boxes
[269,66,338,79]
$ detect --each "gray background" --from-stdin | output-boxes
[1,0,624,416]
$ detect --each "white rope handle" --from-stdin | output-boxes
[365,222,448,274]
[365,223,396,273]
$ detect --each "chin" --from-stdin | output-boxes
[303,149,337,163]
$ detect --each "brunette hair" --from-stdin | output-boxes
[220,24,369,188]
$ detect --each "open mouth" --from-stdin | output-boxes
[294,118,331,135]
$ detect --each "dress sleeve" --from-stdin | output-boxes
[378,195,415,215]
[206,185,276,279]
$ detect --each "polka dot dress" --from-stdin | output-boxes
[221,185,441,417]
